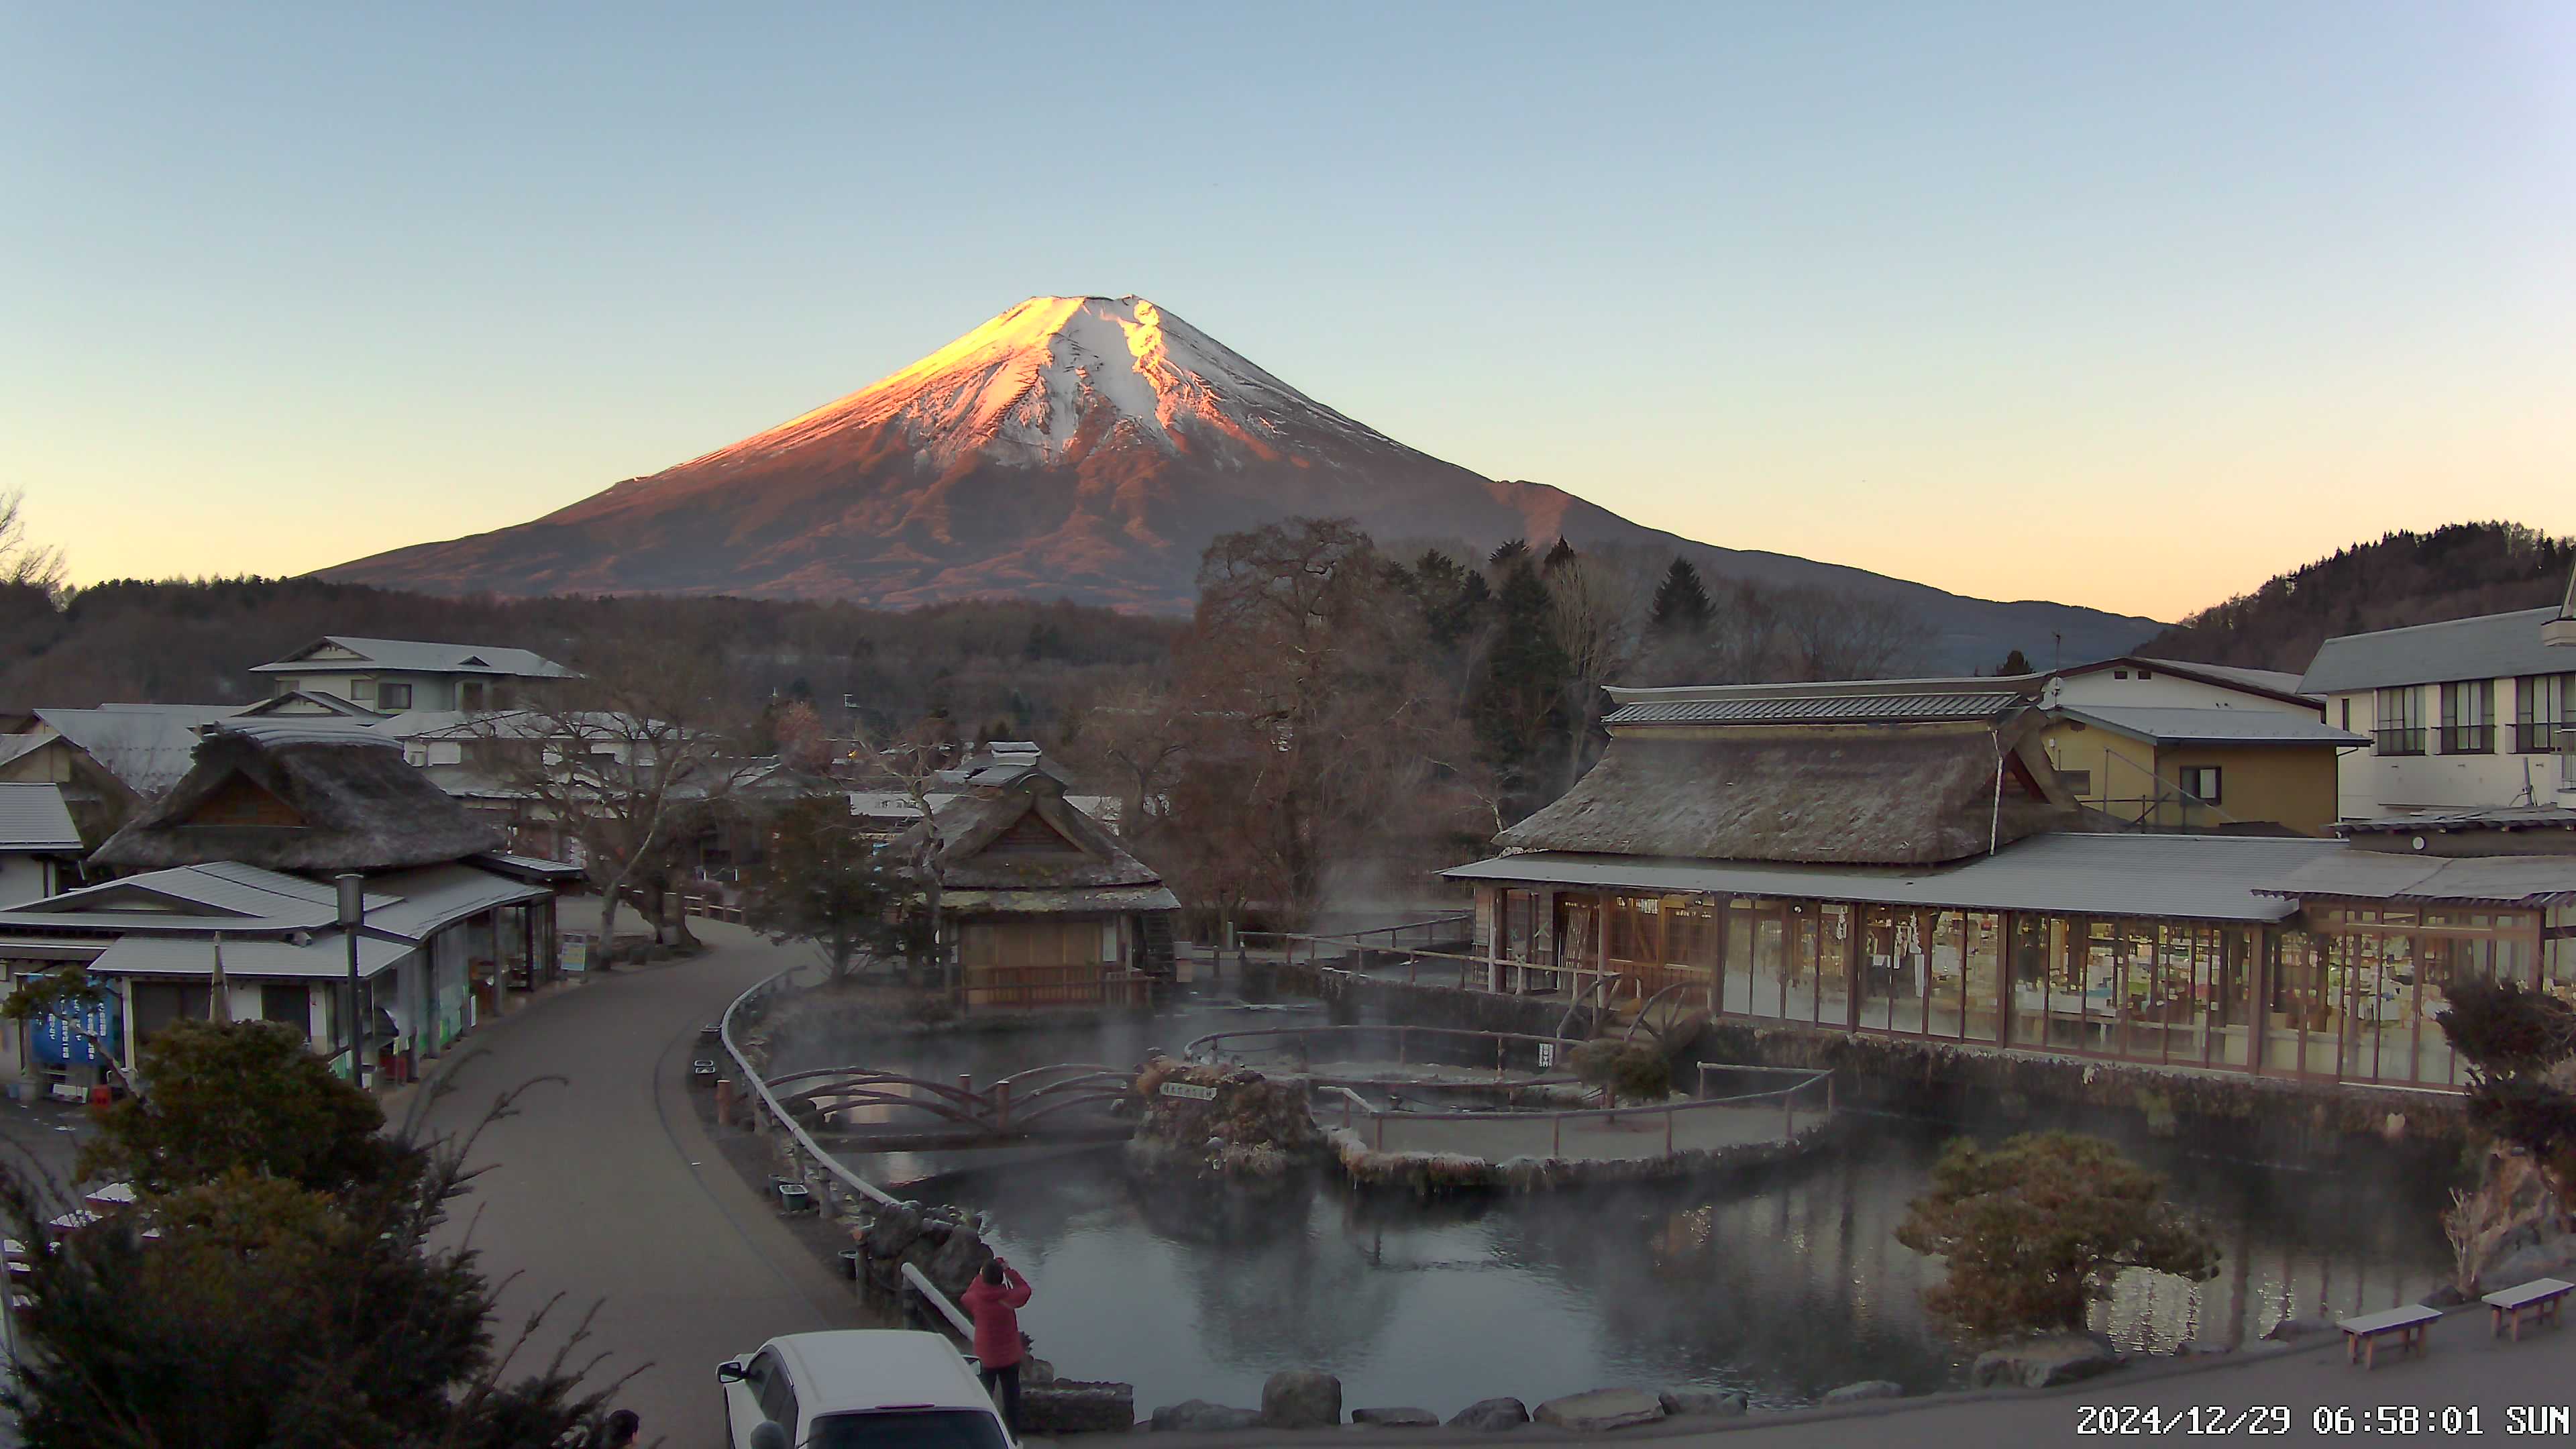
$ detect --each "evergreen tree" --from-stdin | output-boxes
[1487,538,1530,570]
[1994,647,2035,676]
[1470,557,1572,810]
[1647,557,1716,638]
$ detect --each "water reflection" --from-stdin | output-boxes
[803,994,2453,1415]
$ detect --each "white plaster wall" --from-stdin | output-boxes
[2329,678,2573,817]
[0,855,52,908]
[2052,670,2316,714]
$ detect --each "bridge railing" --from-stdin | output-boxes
[1185,1023,1588,1081]
[718,969,902,1212]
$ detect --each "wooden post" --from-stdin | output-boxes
[1552,1114,1562,1157]
[1664,1104,1674,1155]
[995,1080,1012,1133]
[1373,1112,1385,1151]
[716,1077,736,1127]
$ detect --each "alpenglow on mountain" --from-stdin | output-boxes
[324,294,2157,668]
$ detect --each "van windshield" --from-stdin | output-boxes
[809,1409,1011,1449]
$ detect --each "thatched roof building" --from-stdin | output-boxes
[90,720,502,874]
[898,765,1174,906]
[1499,713,2075,867]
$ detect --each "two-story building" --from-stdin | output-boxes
[251,635,572,714]
[2039,657,2361,836]
[2299,566,2576,820]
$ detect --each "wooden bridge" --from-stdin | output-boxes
[767,1062,1137,1152]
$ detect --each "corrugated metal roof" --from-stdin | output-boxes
[0,784,80,852]
[2055,706,2367,745]
[0,863,394,931]
[211,718,400,749]
[2300,607,2575,694]
[2257,852,2576,907]
[360,863,549,941]
[252,636,571,678]
[1444,833,2351,922]
[2339,806,2576,835]
[1605,692,2025,727]
[89,930,411,979]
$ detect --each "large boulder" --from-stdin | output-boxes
[1658,1389,1748,1417]
[1447,1397,1530,1431]
[1350,1407,1440,1427]
[1532,1389,1664,1432]
[1969,1334,2124,1391]
[1821,1381,1904,1405]
[1131,1058,1324,1185]
[1150,1400,1263,1432]
[1024,1381,1136,1436]
[1260,1369,1344,1429]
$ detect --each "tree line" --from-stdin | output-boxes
[2141,521,2575,672]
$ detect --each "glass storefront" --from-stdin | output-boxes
[1491,886,2561,1090]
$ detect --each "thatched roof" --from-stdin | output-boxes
[1497,719,2076,867]
[894,767,1165,900]
[91,724,502,873]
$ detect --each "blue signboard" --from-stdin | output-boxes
[30,982,119,1067]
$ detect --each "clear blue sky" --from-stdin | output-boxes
[7,2,2571,619]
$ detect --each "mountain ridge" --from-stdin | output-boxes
[324,294,2160,670]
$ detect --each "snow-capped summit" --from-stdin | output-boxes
[695,295,1403,476]
[321,293,2159,668]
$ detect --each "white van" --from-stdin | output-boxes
[718,1330,1015,1448]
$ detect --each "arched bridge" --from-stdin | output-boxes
[766,1063,1136,1152]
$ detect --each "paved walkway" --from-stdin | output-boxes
[413,919,868,1444]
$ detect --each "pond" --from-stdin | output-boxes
[784,994,2455,1415]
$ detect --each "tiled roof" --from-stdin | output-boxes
[252,636,572,678]
[1605,692,2026,727]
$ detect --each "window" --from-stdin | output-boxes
[2440,680,2493,754]
[2517,673,2574,753]
[2112,669,2129,680]
[2339,698,2351,731]
[2177,766,2221,804]
[2058,769,2094,795]
[746,1350,798,1430]
[348,677,375,702]
[2373,686,2425,755]
[460,681,488,710]
[812,1410,1012,1449]
[376,681,414,710]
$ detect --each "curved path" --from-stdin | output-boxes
[413,920,867,1445]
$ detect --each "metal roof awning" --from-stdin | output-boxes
[89,931,413,980]
[2255,852,2576,909]
[1605,692,2026,727]
[1444,833,2354,923]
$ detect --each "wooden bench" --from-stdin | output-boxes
[2482,1278,2574,1342]
[2339,1304,2440,1368]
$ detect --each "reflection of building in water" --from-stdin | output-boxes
[1450,672,2576,1093]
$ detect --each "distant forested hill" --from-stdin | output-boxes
[0,577,1180,739]
[2140,523,2575,674]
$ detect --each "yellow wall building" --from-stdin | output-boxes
[2038,708,2361,836]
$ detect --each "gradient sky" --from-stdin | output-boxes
[7,3,2571,621]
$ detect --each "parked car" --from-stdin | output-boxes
[720,1330,1011,1449]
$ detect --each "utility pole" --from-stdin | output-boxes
[337,873,368,1089]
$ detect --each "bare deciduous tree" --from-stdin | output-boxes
[1544,553,1643,780]
[1,488,69,602]
[468,631,760,961]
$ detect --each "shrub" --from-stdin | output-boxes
[1896,1131,2218,1337]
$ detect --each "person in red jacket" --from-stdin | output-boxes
[961,1256,1033,1432]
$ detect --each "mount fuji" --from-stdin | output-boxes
[323,294,2159,668]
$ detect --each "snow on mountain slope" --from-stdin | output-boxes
[322,294,2160,669]
[688,295,1401,475]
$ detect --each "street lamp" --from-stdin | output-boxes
[336,873,367,1089]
